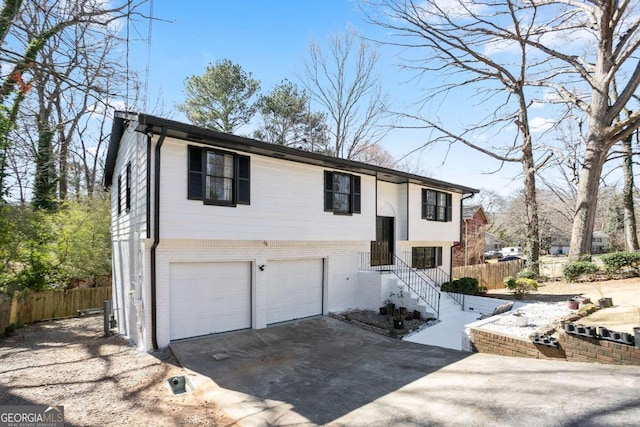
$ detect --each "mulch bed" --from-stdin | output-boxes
[330,309,439,339]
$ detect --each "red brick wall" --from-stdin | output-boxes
[453,211,486,267]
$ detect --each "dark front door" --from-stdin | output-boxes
[371,216,394,266]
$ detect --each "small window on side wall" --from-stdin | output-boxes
[117,174,122,215]
[188,145,250,206]
[411,246,443,269]
[125,162,131,212]
[324,171,361,215]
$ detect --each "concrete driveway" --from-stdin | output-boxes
[170,316,640,427]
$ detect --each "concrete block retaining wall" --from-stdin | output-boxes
[470,328,640,366]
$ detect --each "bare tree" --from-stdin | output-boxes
[302,29,390,160]
[365,0,561,273]
[368,0,640,260]
[352,143,396,167]
[612,80,640,250]
[0,0,147,203]
[520,0,640,258]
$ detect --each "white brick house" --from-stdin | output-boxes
[104,112,478,350]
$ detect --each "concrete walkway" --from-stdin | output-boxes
[405,291,490,351]
[404,309,480,350]
[171,316,640,427]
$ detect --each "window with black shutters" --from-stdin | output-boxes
[188,145,250,206]
[421,189,452,222]
[411,246,443,269]
[324,171,361,215]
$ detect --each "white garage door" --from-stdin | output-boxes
[266,258,323,324]
[169,262,251,340]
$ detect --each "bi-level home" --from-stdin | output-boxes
[104,111,478,350]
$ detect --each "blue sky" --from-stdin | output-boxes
[128,0,524,197]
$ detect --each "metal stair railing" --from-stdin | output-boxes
[445,290,465,307]
[422,267,463,308]
[390,255,440,319]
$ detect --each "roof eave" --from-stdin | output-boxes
[108,111,480,194]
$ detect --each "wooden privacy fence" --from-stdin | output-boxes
[0,286,112,333]
[452,260,525,290]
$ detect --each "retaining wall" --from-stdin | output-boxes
[470,327,640,366]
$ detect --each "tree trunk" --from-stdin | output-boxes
[568,135,608,259]
[569,12,615,260]
[622,133,639,250]
[521,134,540,274]
[32,122,56,211]
[58,138,68,201]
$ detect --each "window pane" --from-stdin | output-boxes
[206,177,232,201]
[206,153,233,177]
[332,173,351,213]
[333,193,350,212]
[223,154,233,177]
[426,205,436,220]
[427,190,436,205]
[334,174,350,193]
[205,152,234,203]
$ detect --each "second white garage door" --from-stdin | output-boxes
[266,258,323,324]
[169,262,251,340]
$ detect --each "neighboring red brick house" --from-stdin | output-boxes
[453,205,488,267]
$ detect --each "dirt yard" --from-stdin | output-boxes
[0,316,236,427]
[487,277,640,333]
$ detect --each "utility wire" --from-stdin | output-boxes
[143,0,153,113]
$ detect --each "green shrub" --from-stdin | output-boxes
[0,196,111,291]
[562,261,599,282]
[441,277,481,295]
[503,276,538,300]
[516,269,536,280]
[600,251,640,275]
[52,197,112,281]
[577,254,593,262]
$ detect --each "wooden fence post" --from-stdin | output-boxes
[8,291,20,325]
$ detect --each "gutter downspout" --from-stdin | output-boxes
[146,134,152,239]
[149,127,167,350]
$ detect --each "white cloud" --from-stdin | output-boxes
[418,0,488,22]
[484,38,519,56]
[529,116,555,133]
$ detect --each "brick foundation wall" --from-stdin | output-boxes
[470,328,640,366]
[470,328,565,360]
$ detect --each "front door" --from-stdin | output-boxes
[371,216,394,266]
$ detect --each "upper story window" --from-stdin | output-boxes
[421,189,452,222]
[324,171,361,215]
[188,146,250,206]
